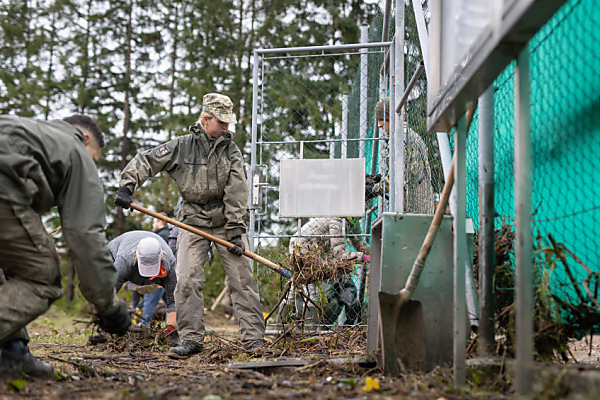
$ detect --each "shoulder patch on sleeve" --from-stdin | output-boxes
[155,144,171,158]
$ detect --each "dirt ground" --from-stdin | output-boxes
[1,307,599,400]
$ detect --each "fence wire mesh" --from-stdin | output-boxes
[448,0,600,337]
[253,0,599,337]
[252,4,444,329]
[254,46,388,328]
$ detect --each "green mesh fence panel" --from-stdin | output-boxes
[448,0,600,335]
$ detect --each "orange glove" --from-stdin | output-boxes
[166,311,176,327]
[164,324,176,337]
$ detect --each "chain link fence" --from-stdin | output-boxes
[251,5,446,329]
[448,0,600,337]
[252,0,599,337]
[252,45,388,328]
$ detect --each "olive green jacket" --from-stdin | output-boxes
[120,125,248,239]
[0,115,119,313]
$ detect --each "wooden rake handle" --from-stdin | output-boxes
[402,154,456,296]
[129,203,292,279]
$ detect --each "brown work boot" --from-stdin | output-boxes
[167,340,202,359]
[0,339,55,380]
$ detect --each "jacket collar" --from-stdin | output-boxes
[190,124,235,142]
[190,124,234,157]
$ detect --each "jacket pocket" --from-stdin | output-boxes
[177,160,209,203]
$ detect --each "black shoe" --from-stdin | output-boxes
[0,339,55,379]
[167,340,202,359]
[244,340,264,351]
[170,331,182,347]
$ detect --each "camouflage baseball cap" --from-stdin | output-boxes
[374,97,390,121]
[202,93,237,123]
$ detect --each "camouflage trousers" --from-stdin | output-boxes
[0,200,63,343]
[174,226,265,347]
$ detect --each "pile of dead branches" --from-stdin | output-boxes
[284,248,356,285]
[473,222,600,361]
[89,323,171,354]
[269,325,366,358]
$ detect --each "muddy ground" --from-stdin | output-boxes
[1,306,600,400]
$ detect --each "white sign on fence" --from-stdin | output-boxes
[279,158,366,218]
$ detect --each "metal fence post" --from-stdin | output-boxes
[388,40,395,211]
[341,92,349,159]
[360,24,369,161]
[394,0,405,214]
[454,115,468,387]
[437,131,479,331]
[515,43,533,395]
[478,85,496,356]
[249,50,260,255]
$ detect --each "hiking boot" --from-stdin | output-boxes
[170,331,182,347]
[0,339,55,380]
[167,340,202,359]
[244,340,269,357]
[244,340,264,351]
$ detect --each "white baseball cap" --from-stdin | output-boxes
[136,237,161,277]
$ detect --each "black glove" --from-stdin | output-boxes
[365,185,377,200]
[114,187,133,209]
[207,245,215,266]
[227,235,245,257]
[98,300,131,336]
[365,174,382,186]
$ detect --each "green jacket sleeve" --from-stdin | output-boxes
[222,144,249,239]
[57,146,119,313]
[120,140,179,193]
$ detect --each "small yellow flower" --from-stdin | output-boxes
[362,377,380,392]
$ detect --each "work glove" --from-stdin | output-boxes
[98,300,131,336]
[227,235,245,257]
[365,174,382,186]
[114,187,133,209]
[365,185,377,200]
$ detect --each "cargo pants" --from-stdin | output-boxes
[0,200,64,343]
[174,226,265,347]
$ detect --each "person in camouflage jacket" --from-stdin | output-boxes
[368,97,435,214]
[114,94,265,358]
[0,115,130,379]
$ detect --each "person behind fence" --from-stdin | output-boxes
[289,213,371,325]
[0,115,130,379]
[108,231,177,339]
[367,97,435,214]
[114,93,265,359]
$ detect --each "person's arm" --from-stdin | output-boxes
[113,255,130,293]
[329,218,363,261]
[347,219,370,255]
[164,254,178,330]
[164,253,177,314]
[222,144,249,239]
[57,147,119,313]
[119,139,179,194]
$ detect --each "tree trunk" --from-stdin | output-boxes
[163,2,181,213]
[115,1,133,237]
